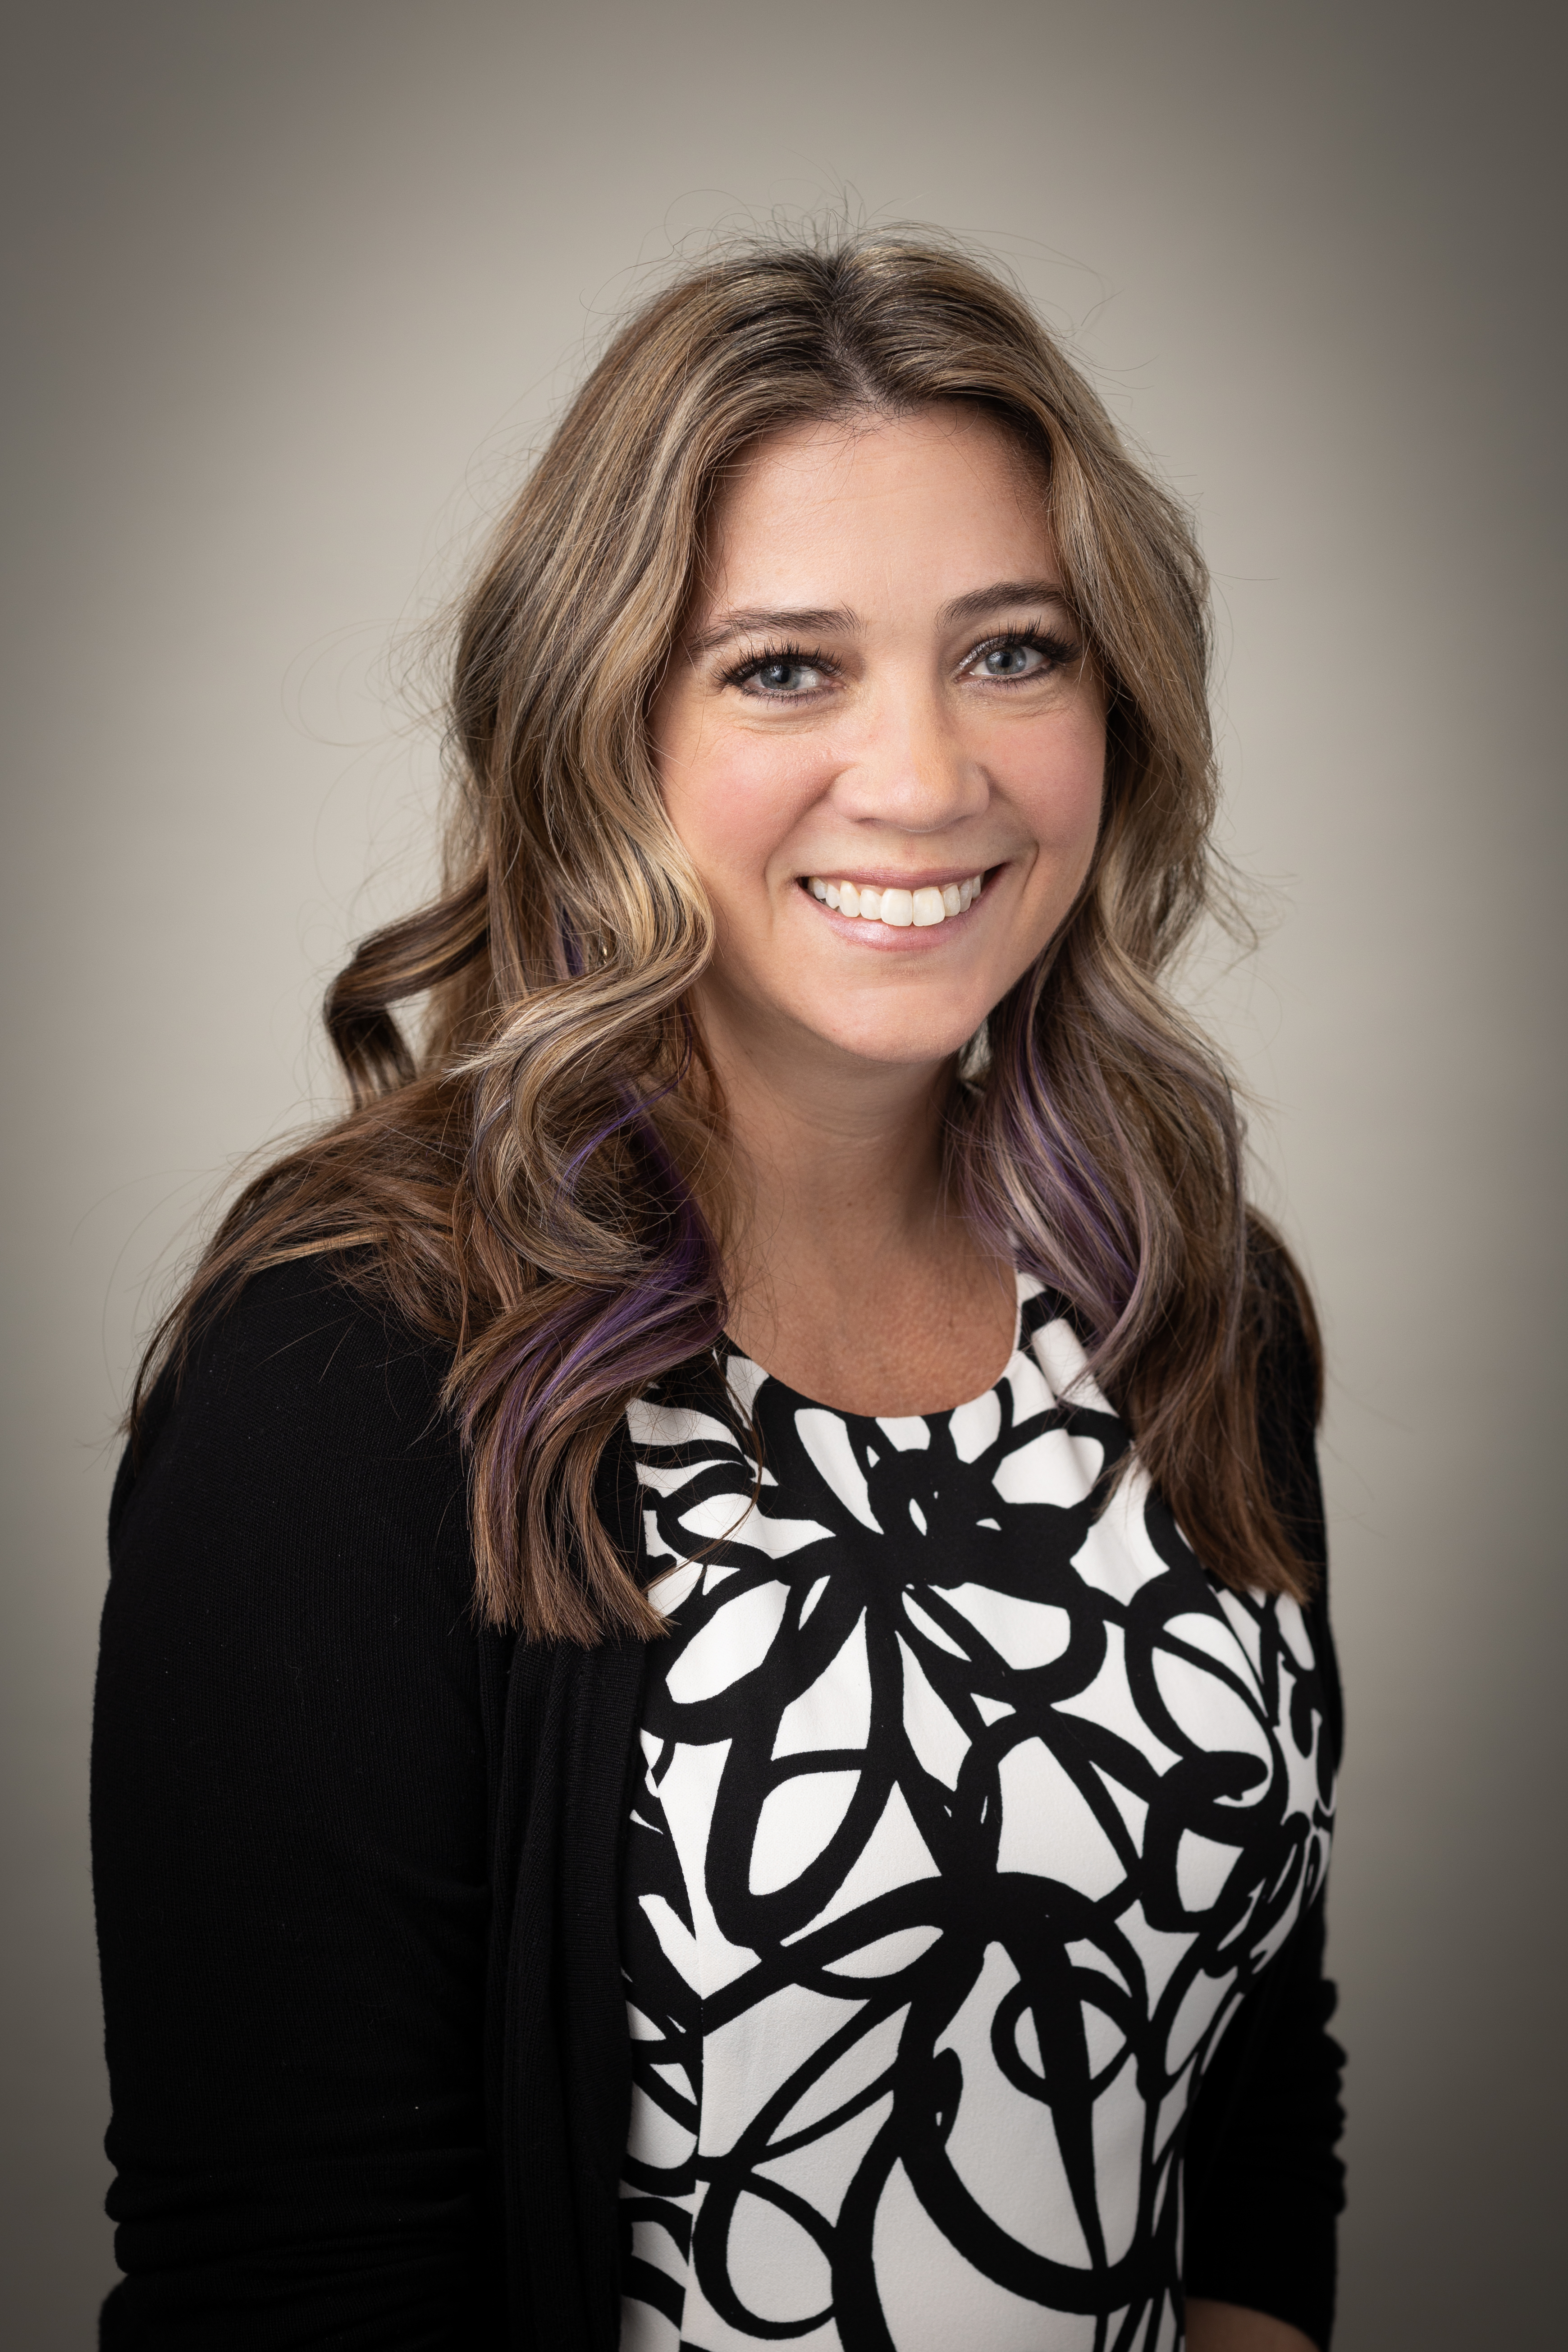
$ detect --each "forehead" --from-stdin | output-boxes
[700,405,1053,603]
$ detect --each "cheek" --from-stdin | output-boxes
[660,727,825,895]
[1015,710,1107,870]
[1063,758,1108,874]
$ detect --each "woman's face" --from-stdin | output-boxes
[653,404,1106,1074]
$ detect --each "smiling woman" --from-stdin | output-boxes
[652,407,1108,1415]
[92,233,1343,2352]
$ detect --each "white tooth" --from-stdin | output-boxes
[958,879,973,910]
[881,888,914,927]
[838,881,860,917]
[858,887,883,920]
[810,876,827,900]
[972,872,984,895]
[912,886,945,927]
[942,883,962,916]
[825,882,841,908]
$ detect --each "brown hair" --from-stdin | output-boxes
[136,227,1321,1641]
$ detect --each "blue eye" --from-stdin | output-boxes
[727,645,836,698]
[970,629,1082,682]
[981,641,1045,678]
[752,658,820,694]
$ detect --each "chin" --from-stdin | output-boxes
[814,1006,987,1067]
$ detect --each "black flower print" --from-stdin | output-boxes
[620,1278,1334,2352]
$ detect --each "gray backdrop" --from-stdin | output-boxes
[4,1,1563,2343]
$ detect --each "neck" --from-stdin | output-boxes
[689,976,1016,1413]
[698,988,951,1272]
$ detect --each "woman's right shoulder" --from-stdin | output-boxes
[109,1253,477,1617]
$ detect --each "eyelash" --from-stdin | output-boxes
[970,625,1081,677]
[719,640,837,695]
[719,624,1080,698]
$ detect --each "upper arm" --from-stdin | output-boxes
[93,1265,501,2348]
[1182,1239,1345,2347]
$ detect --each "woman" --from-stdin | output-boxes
[93,232,1344,2352]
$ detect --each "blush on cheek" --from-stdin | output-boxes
[1025,740,1106,869]
[657,730,832,921]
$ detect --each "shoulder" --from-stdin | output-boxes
[126,1249,457,1462]
[110,1252,475,1615]
[1245,1223,1324,1533]
[1245,1220,1342,1763]
[1247,1217,1322,1424]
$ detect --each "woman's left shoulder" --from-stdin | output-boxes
[1246,1224,1324,1528]
[1245,1217,1341,1762]
[1247,1217,1323,1427]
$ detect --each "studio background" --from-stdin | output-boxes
[4,1,1563,2343]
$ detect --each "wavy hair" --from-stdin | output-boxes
[136,228,1321,1640]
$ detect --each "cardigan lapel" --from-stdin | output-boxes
[493,1415,655,2347]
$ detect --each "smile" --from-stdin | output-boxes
[804,872,985,928]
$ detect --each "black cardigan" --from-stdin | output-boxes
[92,1258,1345,2350]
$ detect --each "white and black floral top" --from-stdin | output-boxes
[617,1274,1335,2352]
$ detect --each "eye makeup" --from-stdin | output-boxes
[717,619,1083,703]
[718,641,840,699]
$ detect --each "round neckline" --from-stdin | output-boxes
[718,1269,1031,1429]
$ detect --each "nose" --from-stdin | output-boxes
[832,675,990,833]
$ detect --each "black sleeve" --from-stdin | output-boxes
[1182,1263,1347,2348]
[92,1260,504,2349]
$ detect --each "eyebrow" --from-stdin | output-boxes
[939,578,1070,627]
[687,579,1071,657]
[686,605,856,656]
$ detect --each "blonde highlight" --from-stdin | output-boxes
[135,226,1320,1639]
